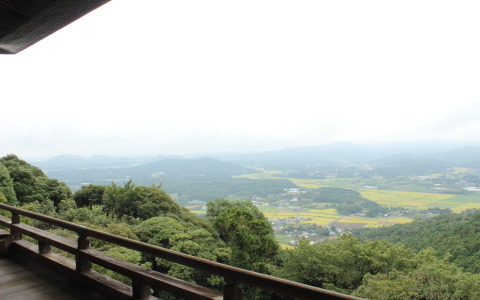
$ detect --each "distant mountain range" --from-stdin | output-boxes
[29,141,480,191]
[210,142,480,171]
[33,156,288,201]
[33,141,480,173]
[43,157,253,181]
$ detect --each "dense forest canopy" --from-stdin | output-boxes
[1,154,480,299]
[355,210,480,273]
[309,187,386,216]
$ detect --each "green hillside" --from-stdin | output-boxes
[356,210,480,273]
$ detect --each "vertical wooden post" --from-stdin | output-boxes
[76,233,91,272]
[38,241,51,254]
[0,233,13,258]
[132,278,151,299]
[224,278,242,300]
[11,212,22,240]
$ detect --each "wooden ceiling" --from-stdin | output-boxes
[0,0,110,54]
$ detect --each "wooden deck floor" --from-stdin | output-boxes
[0,254,107,300]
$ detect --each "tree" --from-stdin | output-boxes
[276,235,417,293]
[352,271,420,300]
[0,163,17,205]
[0,154,71,205]
[73,184,106,207]
[134,216,228,290]
[212,205,279,273]
[40,178,72,206]
[353,253,480,300]
[356,210,480,273]
[102,181,184,220]
[206,198,267,221]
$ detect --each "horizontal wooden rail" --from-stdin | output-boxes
[0,203,362,300]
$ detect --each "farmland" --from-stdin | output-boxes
[191,163,480,245]
[232,168,480,237]
[239,169,480,213]
[259,207,414,229]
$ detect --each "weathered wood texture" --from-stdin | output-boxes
[0,253,107,300]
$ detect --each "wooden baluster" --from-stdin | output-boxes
[132,278,151,299]
[38,241,51,254]
[224,278,242,300]
[0,232,13,258]
[11,212,22,240]
[76,233,91,272]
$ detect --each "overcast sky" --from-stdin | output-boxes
[2,0,480,159]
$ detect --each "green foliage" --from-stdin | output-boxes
[277,235,480,299]
[135,216,188,247]
[310,187,385,215]
[356,210,480,273]
[276,235,417,293]
[208,199,279,273]
[0,163,17,204]
[164,177,296,203]
[207,199,281,299]
[40,178,72,206]
[18,200,57,229]
[134,216,228,290]
[0,154,71,205]
[353,253,480,300]
[73,184,105,207]
[353,271,422,300]
[102,181,182,220]
[57,204,127,228]
[206,198,266,221]
[94,246,151,285]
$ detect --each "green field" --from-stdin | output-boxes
[241,171,480,213]
[194,171,480,233]
[259,207,414,229]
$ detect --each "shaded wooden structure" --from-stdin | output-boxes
[0,252,106,299]
[0,0,110,54]
[0,203,363,300]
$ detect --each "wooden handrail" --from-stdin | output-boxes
[0,203,362,300]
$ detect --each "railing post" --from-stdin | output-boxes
[11,212,22,240]
[38,241,51,254]
[0,231,13,258]
[224,278,242,300]
[132,278,151,299]
[76,233,91,272]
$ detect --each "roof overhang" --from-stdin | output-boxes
[0,0,110,54]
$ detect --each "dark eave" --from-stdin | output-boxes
[0,0,110,54]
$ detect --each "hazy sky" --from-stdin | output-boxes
[2,0,480,158]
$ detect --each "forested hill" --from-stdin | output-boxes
[355,210,480,273]
[3,154,480,299]
[0,154,71,205]
[41,157,293,202]
[45,157,255,179]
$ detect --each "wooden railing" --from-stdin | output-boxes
[0,203,362,300]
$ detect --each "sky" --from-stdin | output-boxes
[2,0,480,159]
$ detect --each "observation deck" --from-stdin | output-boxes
[0,203,362,300]
[0,252,106,299]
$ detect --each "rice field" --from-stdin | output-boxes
[451,202,480,213]
[259,207,414,229]
[359,189,456,208]
[290,178,358,189]
[194,171,480,232]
